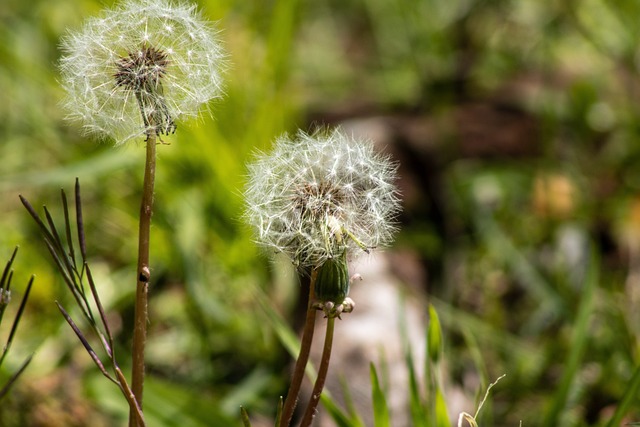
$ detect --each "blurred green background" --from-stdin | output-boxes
[2,0,640,425]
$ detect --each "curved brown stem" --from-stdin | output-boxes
[299,316,335,427]
[116,366,146,427]
[280,269,319,427]
[129,130,157,426]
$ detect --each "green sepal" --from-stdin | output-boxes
[315,252,350,305]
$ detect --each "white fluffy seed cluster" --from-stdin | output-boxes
[244,129,401,269]
[59,0,225,144]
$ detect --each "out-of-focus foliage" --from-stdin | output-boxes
[2,0,640,425]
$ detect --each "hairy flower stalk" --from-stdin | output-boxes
[59,1,224,425]
[244,129,400,426]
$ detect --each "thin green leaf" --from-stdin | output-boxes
[0,246,18,289]
[428,304,443,364]
[320,393,358,427]
[424,306,438,425]
[0,247,18,325]
[0,353,33,400]
[220,367,272,414]
[435,387,451,427]
[43,206,67,257]
[75,178,87,262]
[405,347,427,427]
[543,248,598,426]
[85,264,113,358]
[56,302,116,385]
[606,362,640,427]
[240,406,252,427]
[0,269,11,324]
[43,238,92,320]
[60,188,77,270]
[274,396,283,427]
[370,363,390,427]
[338,374,366,426]
[19,195,57,247]
[398,298,426,427]
[0,275,34,367]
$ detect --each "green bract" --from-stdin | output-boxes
[314,252,350,306]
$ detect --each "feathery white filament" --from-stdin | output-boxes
[59,0,225,144]
[244,129,401,269]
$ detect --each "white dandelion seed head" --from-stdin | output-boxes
[59,0,226,144]
[244,128,401,270]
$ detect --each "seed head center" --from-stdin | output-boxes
[114,44,176,137]
[115,44,169,92]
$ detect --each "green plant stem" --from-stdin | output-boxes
[543,249,598,427]
[300,315,336,427]
[280,269,318,427]
[129,131,157,427]
[606,361,640,427]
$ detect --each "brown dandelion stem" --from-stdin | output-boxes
[299,315,336,427]
[280,269,319,427]
[129,127,157,427]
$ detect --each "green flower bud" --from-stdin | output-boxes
[315,252,350,307]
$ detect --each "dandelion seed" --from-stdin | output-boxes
[59,0,225,144]
[244,128,401,270]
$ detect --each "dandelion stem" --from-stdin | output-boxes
[280,269,319,427]
[299,315,336,427]
[130,128,157,426]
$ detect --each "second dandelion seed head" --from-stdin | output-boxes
[244,128,401,272]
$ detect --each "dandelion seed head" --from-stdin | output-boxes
[244,129,401,270]
[59,0,225,144]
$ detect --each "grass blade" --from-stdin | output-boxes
[75,178,87,262]
[43,206,67,258]
[0,247,19,326]
[434,387,451,427]
[0,275,34,367]
[19,195,57,246]
[56,302,115,384]
[240,406,252,427]
[0,353,33,400]
[274,396,283,427]
[61,188,77,270]
[338,375,366,427]
[370,363,390,427]
[606,363,640,427]
[85,263,113,357]
[320,394,358,427]
[543,248,598,426]
[0,246,18,290]
[398,295,426,427]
